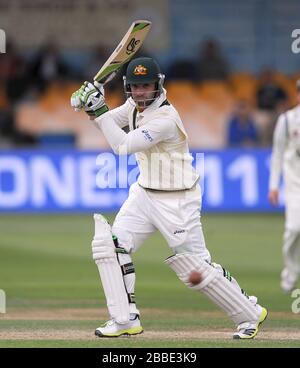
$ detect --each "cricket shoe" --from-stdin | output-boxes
[95,314,143,338]
[280,268,297,293]
[232,307,268,340]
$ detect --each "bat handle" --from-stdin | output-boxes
[94,80,105,89]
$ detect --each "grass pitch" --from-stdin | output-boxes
[0,213,300,348]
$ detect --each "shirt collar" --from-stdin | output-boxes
[137,89,167,117]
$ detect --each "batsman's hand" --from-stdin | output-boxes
[70,84,85,111]
[71,81,109,118]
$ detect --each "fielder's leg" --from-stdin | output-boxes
[92,214,143,337]
[281,203,300,293]
[165,253,267,339]
[281,229,300,293]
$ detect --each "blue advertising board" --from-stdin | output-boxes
[0,149,284,213]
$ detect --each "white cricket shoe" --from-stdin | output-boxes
[95,314,143,338]
[233,307,268,340]
[280,268,297,293]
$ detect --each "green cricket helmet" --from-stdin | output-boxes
[123,57,165,107]
[126,57,161,84]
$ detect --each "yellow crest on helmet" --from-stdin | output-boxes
[133,65,148,76]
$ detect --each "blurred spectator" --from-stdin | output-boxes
[0,104,36,147]
[0,41,29,103]
[29,41,69,93]
[255,68,289,146]
[167,59,196,80]
[0,41,36,147]
[227,100,259,147]
[197,38,230,82]
[83,44,108,81]
[256,69,288,111]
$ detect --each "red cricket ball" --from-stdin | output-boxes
[189,270,202,285]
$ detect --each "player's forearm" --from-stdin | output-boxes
[269,151,283,190]
[269,117,286,190]
[95,113,128,154]
[95,113,149,154]
[95,112,175,154]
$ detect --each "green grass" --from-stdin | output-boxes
[0,213,300,348]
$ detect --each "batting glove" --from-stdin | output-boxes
[70,84,85,111]
[71,81,109,118]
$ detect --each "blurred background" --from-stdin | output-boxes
[0,0,299,213]
[1,2,300,347]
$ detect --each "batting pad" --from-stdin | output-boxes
[165,253,259,326]
[92,214,130,324]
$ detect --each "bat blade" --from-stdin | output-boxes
[94,20,151,84]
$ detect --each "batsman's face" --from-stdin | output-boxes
[130,83,156,109]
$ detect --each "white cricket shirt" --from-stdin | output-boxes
[95,90,199,190]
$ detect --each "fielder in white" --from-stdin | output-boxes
[71,57,267,339]
[269,80,300,293]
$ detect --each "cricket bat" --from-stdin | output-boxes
[94,20,152,85]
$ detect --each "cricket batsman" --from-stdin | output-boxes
[269,80,300,293]
[71,57,267,339]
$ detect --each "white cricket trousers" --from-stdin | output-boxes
[283,197,300,277]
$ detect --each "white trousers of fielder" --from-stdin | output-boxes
[282,197,300,282]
